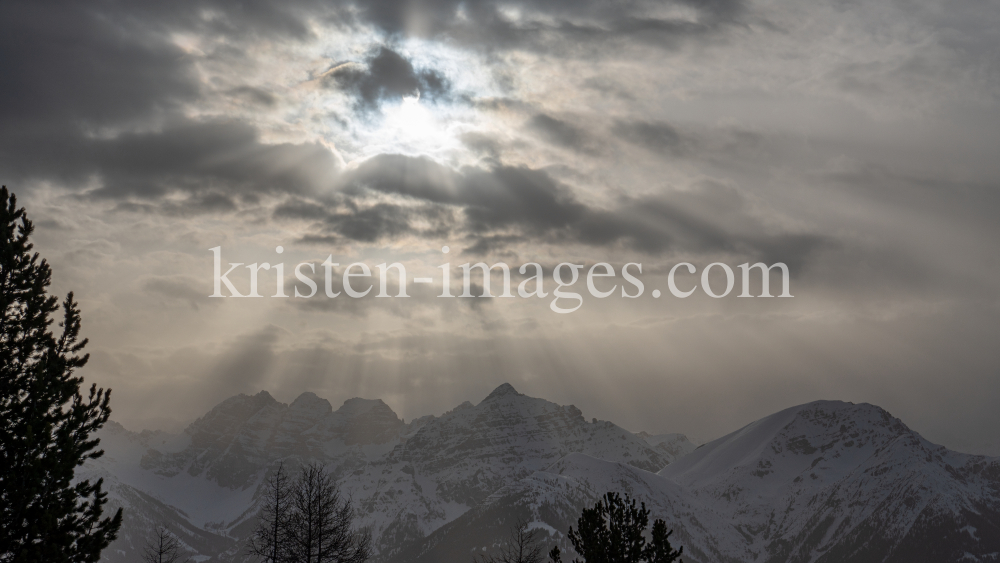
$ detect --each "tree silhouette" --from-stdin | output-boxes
[474,518,545,563]
[0,186,122,562]
[249,463,294,563]
[142,525,189,563]
[249,462,371,563]
[551,492,682,563]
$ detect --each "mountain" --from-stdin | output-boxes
[85,388,1000,563]
[660,400,1000,562]
[90,383,674,562]
[405,400,1000,563]
[637,431,698,464]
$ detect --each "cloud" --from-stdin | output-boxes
[354,0,747,50]
[323,47,451,109]
[0,2,198,130]
[4,0,1000,455]
[527,114,596,154]
[142,275,221,309]
[268,154,829,268]
[1,118,341,200]
[612,119,691,157]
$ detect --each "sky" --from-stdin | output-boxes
[2,0,999,453]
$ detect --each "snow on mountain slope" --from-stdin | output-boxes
[77,421,236,563]
[390,400,1000,563]
[88,392,414,562]
[659,400,1000,563]
[88,384,671,562]
[636,432,697,464]
[389,453,742,563]
[337,383,672,560]
[86,391,1000,563]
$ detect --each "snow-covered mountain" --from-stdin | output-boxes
[85,387,1000,563]
[89,383,677,562]
[402,400,1000,563]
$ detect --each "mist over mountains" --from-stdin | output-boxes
[83,384,1000,563]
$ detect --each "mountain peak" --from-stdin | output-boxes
[484,383,520,401]
[337,397,393,417]
[290,392,333,414]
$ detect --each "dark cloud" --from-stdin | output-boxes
[324,47,451,109]
[612,119,692,156]
[0,1,344,200]
[0,2,198,130]
[228,86,279,107]
[115,193,239,217]
[1,118,340,200]
[272,154,827,268]
[527,114,595,153]
[356,0,746,50]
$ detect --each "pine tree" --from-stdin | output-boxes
[557,492,682,563]
[645,520,682,563]
[0,186,122,562]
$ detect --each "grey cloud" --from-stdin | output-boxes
[142,275,220,309]
[2,118,340,200]
[276,154,827,268]
[283,262,470,318]
[612,119,692,156]
[324,47,451,109]
[228,86,279,107]
[527,114,596,154]
[357,0,747,50]
[116,193,239,217]
[89,120,340,198]
[0,2,198,130]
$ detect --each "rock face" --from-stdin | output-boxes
[87,390,1000,563]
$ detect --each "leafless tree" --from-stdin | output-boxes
[142,525,189,563]
[249,462,294,563]
[250,462,371,563]
[475,518,545,563]
[286,463,372,563]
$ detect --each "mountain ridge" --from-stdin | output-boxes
[86,386,999,563]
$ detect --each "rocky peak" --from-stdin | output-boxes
[185,390,282,437]
[337,397,390,417]
[338,398,404,445]
[290,392,333,415]
[482,382,520,402]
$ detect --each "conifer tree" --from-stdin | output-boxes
[0,186,122,562]
[553,492,682,563]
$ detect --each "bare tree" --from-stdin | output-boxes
[475,518,545,563]
[142,525,189,563]
[249,462,294,563]
[286,463,372,563]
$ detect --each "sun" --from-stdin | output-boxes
[393,95,433,135]
[371,94,457,156]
